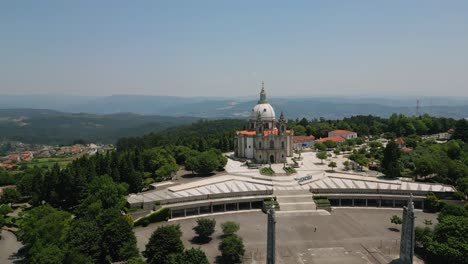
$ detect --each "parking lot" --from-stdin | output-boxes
[134,208,436,263]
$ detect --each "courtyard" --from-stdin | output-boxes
[134,208,437,264]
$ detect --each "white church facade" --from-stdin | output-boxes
[234,83,294,164]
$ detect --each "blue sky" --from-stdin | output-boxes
[1,1,467,97]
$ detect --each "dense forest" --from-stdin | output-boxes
[287,114,458,138]
[1,114,468,263]
[0,109,198,145]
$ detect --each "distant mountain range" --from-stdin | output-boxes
[0,109,198,145]
[1,94,468,119]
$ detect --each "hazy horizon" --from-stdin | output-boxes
[1,1,468,97]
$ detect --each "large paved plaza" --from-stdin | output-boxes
[134,208,437,264]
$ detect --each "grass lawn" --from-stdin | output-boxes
[17,156,76,169]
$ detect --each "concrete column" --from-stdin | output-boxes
[378,199,381,207]
[365,199,368,207]
[224,203,227,211]
[249,201,252,209]
[211,204,213,213]
[352,199,355,207]
[184,208,186,217]
[339,199,342,206]
[170,209,173,219]
[237,202,240,211]
[198,207,200,215]
[393,200,396,208]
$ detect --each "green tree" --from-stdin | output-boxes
[323,140,337,149]
[425,215,468,264]
[66,219,103,262]
[333,149,341,157]
[314,142,326,151]
[0,168,15,186]
[170,248,209,264]
[447,140,462,160]
[316,151,328,164]
[0,187,21,204]
[293,125,306,136]
[17,205,72,264]
[79,175,127,213]
[328,161,337,171]
[221,221,240,237]
[143,224,185,264]
[425,192,442,213]
[102,212,140,262]
[218,234,245,264]
[193,218,216,242]
[0,204,13,215]
[381,141,401,178]
[453,119,468,142]
[390,215,403,230]
[343,160,351,170]
[196,151,222,174]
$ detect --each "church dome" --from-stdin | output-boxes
[250,82,276,121]
[251,103,276,121]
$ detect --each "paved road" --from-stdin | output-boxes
[0,229,22,264]
[134,208,436,264]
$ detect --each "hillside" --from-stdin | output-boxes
[0,109,199,145]
[1,95,468,119]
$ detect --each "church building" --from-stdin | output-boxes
[234,83,294,163]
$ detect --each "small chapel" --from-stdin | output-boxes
[234,83,294,164]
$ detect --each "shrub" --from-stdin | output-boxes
[218,234,245,264]
[193,218,216,241]
[260,167,275,176]
[221,221,240,236]
[134,208,170,227]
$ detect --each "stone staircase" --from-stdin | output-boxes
[274,189,320,214]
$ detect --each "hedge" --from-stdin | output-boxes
[134,207,170,227]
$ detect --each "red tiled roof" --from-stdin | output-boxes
[238,130,256,136]
[395,137,405,145]
[293,135,315,143]
[329,130,356,135]
[316,136,345,143]
[238,128,292,136]
[263,128,278,136]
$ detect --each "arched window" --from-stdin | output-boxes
[270,140,274,149]
[281,141,285,149]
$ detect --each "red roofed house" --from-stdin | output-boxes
[315,136,346,143]
[235,83,294,164]
[293,135,315,150]
[328,130,357,140]
[395,137,406,149]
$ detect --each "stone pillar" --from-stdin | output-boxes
[266,204,276,264]
[399,194,415,264]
